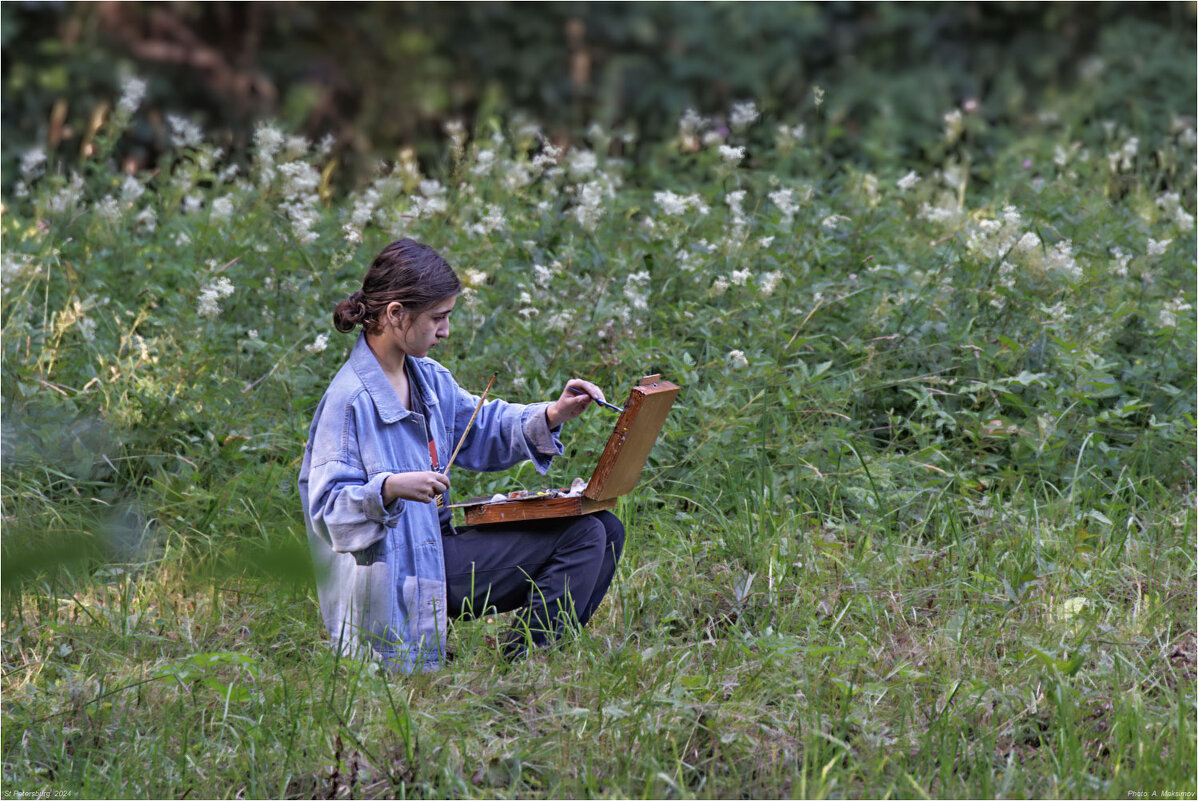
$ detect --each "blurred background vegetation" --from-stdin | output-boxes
[3,1,1194,186]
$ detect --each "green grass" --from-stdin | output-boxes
[2,64,1195,798]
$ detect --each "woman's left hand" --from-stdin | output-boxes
[545,379,607,427]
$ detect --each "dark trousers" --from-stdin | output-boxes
[442,510,625,655]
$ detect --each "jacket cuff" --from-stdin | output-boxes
[365,472,404,526]
[522,402,564,472]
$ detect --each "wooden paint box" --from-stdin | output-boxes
[451,375,681,526]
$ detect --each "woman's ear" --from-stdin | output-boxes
[386,301,406,328]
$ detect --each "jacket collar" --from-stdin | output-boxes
[348,334,439,424]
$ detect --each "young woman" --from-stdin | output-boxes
[299,238,625,672]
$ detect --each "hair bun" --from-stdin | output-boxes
[332,291,369,333]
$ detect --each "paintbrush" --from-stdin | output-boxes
[443,373,497,474]
[435,373,496,508]
[569,385,624,413]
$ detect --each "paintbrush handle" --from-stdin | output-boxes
[442,373,496,474]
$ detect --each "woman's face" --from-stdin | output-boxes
[389,294,457,358]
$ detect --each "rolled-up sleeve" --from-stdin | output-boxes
[307,460,402,553]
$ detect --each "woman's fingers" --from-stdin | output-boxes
[566,378,607,404]
[387,470,451,502]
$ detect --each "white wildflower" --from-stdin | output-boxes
[654,190,708,218]
[254,125,284,162]
[280,200,319,244]
[197,276,235,318]
[624,270,651,311]
[117,76,147,116]
[711,276,730,295]
[183,195,203,215]
[21,149,46,179]
[571,179,612,232]
[462,268,489,288]
[1108,136,1138,173]
[1044,240,1082,281]
[940,164,966,191]
[861,173,879,201]
[503,163,533,191]
[727,349,749,369]
[532,262,557,287]
[896,171,921,191]
[471,148,496,177]
[47,173,86,214]
[758,236,775,249]
[730,268,752,286]
[133,206,157,233]
[278,161,320,199]
[1040,301,1072,323]
[532,141,563,170]
[812,85,825,108]
[729,101,759,131]
[701,130,725,147]
[768,188,799,225]
[917,194,963,225]
[211,196,234,222]
[759,271,783,296]
[725,190,748,234]
[96,195,122,224]
[467,204,507,237]
[943,109,964,143]
[1,253,38,292]
[1158,291,1193,329]
[167,114,203,148]
[775,123,805,150]
[567,148,598,178]
[1156,192,1195,230]
[305,333,329,354]
[545,310,574,332]
[445,120,467,160]
[283,135,310,160]
[1110,246,1132,278]
[679,108,704,137]
[820,214,850,230]
[718,145,746,165]
[350,189,380,229]
[1146,238,1172,257]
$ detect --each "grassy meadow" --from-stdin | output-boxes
[2,69,1196,798]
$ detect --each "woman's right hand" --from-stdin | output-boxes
[383,471,450,504]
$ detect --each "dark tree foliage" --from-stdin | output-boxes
[2,2,1194,183]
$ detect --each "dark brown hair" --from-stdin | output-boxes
[333,239,462,334]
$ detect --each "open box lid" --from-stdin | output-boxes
[583,375,681,502]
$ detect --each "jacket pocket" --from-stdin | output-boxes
[350,558,396,653]
[402,575,448,655]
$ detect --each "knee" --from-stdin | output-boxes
[594,510,626,561]
[563,514,607,555]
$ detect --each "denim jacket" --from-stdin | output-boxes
[298,334,562,672]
